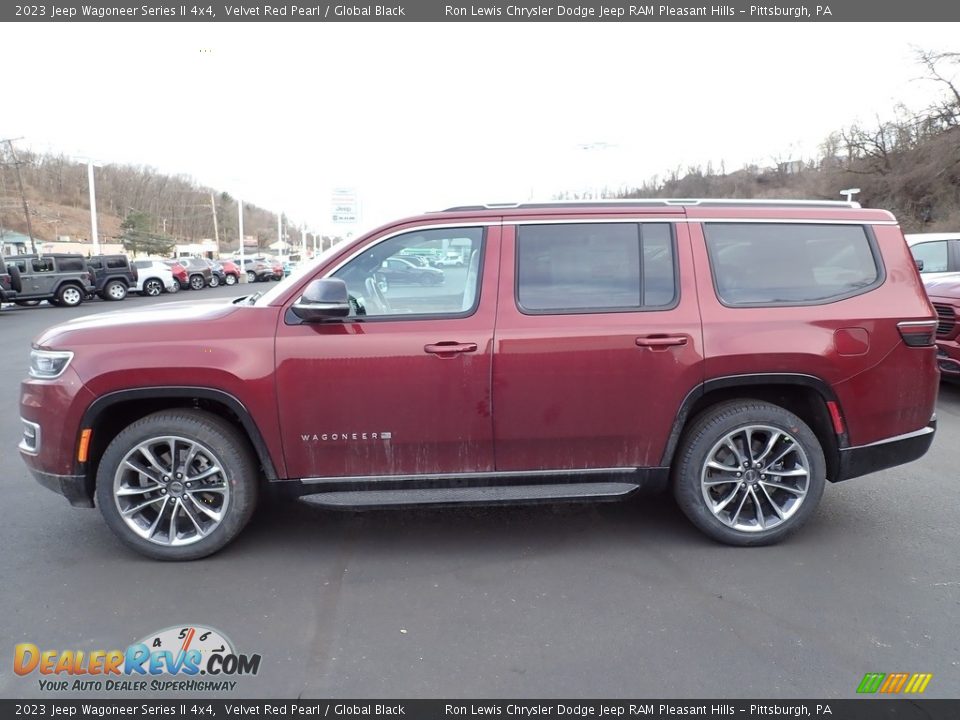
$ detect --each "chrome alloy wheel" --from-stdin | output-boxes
[113,435,231,546]
[700,424,810,533]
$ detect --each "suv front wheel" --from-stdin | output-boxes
[96,409,259,560]
[672,400,826,546]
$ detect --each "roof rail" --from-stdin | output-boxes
[440,199,862,211]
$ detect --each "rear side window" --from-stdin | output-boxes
[704,223,881,306]
[58,258,86,272]
[910,241,949,273]
[516,223,677,313]
[106,257,128,269]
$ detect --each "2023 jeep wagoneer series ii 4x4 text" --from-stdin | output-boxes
[20,200,940,559]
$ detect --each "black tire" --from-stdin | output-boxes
[167,281,180,294]
[672,400,826,546]
[142,278,163,297]
[95,409,259,561]
[246,271,257,283]
[56,283,84,307]
[225,273,237,286]
[208,274,220,288]
[189,274,206,291]
[14,299,40,307]
[101,280,127,301]
[8,264,22,293]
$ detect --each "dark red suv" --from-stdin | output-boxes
[20,200,939,559]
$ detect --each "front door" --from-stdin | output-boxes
[275,224,500,479]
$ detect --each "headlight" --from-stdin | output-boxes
[29,349,74,379]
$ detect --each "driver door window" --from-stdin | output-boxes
[332,227,484,318]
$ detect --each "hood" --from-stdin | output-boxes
[924,274,960,299]
[34,298,244,348]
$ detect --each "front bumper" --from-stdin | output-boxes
[835,419,937,482]
[27,466,94,508]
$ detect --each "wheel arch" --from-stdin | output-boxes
[78,388,280,502]
[660,374,845,483]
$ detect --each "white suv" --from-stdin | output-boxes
[132,260,178,296]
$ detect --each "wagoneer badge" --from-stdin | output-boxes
[301,432,393,442]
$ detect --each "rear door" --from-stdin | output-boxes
[492,219,704,471]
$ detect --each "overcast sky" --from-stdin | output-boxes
[3,22,959,232]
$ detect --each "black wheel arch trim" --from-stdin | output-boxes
[659,373,845,467]
[78,387,279,481]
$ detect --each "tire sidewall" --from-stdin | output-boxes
[143,279,162,296]
[104,280,127,301]
[95,410,258,560]
[673,401,826,546]
[58,284,83,307]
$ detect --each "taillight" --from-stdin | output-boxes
[897,320,938,347]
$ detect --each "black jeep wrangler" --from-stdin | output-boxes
[87,254,138,301]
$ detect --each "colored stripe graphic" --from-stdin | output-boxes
[880,672,908,693]
[904,673,933,694]
[857,673,885,693]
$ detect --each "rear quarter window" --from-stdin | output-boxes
[704,223,882,306]
[57,258,86,272]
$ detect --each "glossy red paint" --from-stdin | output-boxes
[924,275,960,377]
[20,202,939,503]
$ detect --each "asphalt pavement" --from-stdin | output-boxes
[0,286,957,699]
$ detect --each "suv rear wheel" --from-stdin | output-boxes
[57,284,84,307]
[102,280,127,301]
[189,274,206,291]
[246,270,256,283]
[672,400,825,546]
[225,273,237,286]
[208,274,220,288]
[96,409,259,561]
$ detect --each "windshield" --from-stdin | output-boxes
[252,244,344,306]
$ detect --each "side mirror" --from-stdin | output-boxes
[914,258,924,272]
[291,278,351,322]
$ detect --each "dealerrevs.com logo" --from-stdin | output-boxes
[14,625,261,693]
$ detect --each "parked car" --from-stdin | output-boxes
[433,251,465,267]
[379,256,445,285]
[132,260,179,297]
[215,260,240,286]
[177,257,214,290]
[162,260,188,289]
[5,253,95,307]
[920,274,960,379]
[86,254,138,301]
[237,257,274,283]
[270,260,283,280]
[906,233,960,282]
[20,199,939,560]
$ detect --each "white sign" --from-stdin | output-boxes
[331,188,360,224]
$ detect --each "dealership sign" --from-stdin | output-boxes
[331,188,360,224]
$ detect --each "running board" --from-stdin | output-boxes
[298,482,640,509]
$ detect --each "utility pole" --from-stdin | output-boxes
[2,137,37,253]
[209,192,220,251]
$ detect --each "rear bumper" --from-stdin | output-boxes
[835,420,936,482]
[26,466,94,508]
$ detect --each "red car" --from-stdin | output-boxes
[922,275,960,378]
[20,199,939,559]
[161,260,188,290]
[219,260,240,285]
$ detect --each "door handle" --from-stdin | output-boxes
[636,335,688,348]
[424,341,478,356]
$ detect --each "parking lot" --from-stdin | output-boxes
[1,286,958,699]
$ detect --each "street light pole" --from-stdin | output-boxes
[87,160,100,254]
[238,196,246,283]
